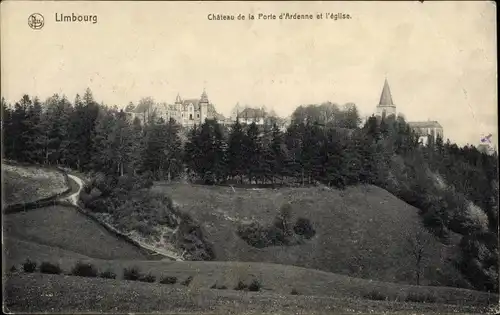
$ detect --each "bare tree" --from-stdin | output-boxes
[406,227,432,285]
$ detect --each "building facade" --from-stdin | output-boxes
[127,89,224,127]
[407,121,444,145]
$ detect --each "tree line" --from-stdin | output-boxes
[1,89,498,292]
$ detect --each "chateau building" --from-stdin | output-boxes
[374,78,444,146]
[127,89,224,127]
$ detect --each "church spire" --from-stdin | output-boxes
[175,93,182,103]
[378,78,394,106]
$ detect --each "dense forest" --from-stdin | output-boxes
[1,89,498,293]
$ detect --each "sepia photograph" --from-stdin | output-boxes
[1,1,498,314]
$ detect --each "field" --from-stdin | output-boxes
[2,163,69,207]
[3,205,155,260]
[4,171,497,314]
[3,236,497,314]
[4,273,495,315]
[152,183,465,287]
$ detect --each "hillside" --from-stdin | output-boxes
[152,182,466,287]
[2,163,69,208]
[3,205,157,260]
[3,237,497,314]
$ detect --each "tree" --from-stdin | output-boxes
[136,97,156,124]
[267,123,286,183]
[406,228,432,285]
[227,118,246,182]
[244,122,261,184]
[273,203,294,239]
[125,102,135,112]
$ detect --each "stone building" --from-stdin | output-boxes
[408,121,444,145]
[374,78,444,145]
[126,89,224,127]
[375,78,397,117]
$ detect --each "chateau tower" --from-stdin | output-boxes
[175,93,182,111]
[200,88,209,121]
[376,78,397,117]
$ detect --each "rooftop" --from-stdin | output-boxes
[378,78,395,106]
[408,121,443,129]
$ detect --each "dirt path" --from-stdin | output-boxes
[61,173,184,261]
[65,174,84,205]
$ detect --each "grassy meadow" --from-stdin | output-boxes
[3,205,154,260]
[2,163,69,207]
[152,182,465,287]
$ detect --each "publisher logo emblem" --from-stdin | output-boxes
[28,13,44,30]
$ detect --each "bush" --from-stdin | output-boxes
[248,279,261,292]
[363,290,387,301]
[123,266,141,281]
[211,283,227,290]
[291,288,300,295]
[181,276,193,286]
[99,270,116,279]
[237,222,269,248]
[71,262,98,277]
[405,291,437,303]
[40,262,62,274]
[22,259,37,273]
[293,217,316,239]
[139,273,156,283]
[160,276,177,284]
[9,265,17,272]
[234,280,248,291]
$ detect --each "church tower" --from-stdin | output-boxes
[376,78,397,117]
[200,88,209,121]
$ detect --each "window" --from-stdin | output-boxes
[197,113,200,118]
[189,114,193,120]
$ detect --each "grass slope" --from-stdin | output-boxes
[2,163,69,207]
[3,273,493,314]
[152,183,464,286]
[3,205,154,260]
[4,238,496,309]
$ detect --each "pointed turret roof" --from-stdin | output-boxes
[200,88,208,102]
[175,93,182,103]
[379,78,394,106]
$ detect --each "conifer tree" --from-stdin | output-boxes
[227,118,246,182]
[244,122,261,184]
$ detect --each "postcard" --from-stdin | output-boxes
[1,1,498,314]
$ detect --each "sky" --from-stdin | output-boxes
[1,1,497,146]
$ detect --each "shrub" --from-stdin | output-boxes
[248,279,261,292]
[40,262,62,274]
[22,259,37,273]
[237,222,269,248]
[291,288,300,295]
[405,291,437,303]
[181,276,193,286]
[71,262,98,277]
[123,266,141,281]
[234,280,248,291]
[160,276,177,284]
[139,273,156,283]
[9,265,17,272]
[99,270,116,279]
[363,290,387,301]
[293,217,316,239]
[211,283,228,290]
